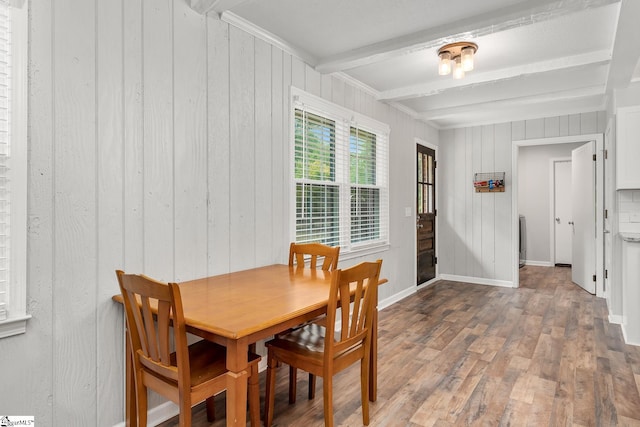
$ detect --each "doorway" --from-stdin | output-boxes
[512,134,604,295]
[552,158,572,266]
[417,143,436,285]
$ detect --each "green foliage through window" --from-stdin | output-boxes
[294,109,335,182]
[350,127,376,185]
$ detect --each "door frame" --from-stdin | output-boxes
[415,138,439,288]
[549,157,571,266]
[512,133,604,296]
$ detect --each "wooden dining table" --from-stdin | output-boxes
[113,264,386,427]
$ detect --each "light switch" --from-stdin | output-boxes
[630,213,640,223]
[405,207,411,217]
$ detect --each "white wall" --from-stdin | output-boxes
[0,1,438,425]
[518,142,585,265]
[439,113,606,286]
[618,190,640,233]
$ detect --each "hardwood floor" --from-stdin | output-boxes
[158,266,640,426]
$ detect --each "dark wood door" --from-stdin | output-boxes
[417,144,436,285]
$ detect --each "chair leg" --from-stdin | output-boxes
[178,405,192,427]
[248,363,260,427]
[322,374,334,427]
[264,353,278,427]
[136,376,148,427]
[205,396,216,422]
[308,373,316,400]
[289,365,297,404]
[361,356,370,425]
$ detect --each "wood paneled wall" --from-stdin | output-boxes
[0,1,438,425]
[439,113,606,284]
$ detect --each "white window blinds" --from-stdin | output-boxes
[292,88,389,254]
[0,1,9,321]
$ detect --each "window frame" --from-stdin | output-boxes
[290,87,390,259]
[0,0,29,339]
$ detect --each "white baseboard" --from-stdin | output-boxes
[113,401,179,427]
[524,260,554,267]
[378,284,415,310]
[417,277,439,289]
[608,314,623,325]
[621,324,640,347]
[148,402,180,426]
[439,274,515,288]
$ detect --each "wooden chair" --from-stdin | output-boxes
[287,242,340,402]
[116,270,261,427]
[289,242,340,271]
[264,260,383,427]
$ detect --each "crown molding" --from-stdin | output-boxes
[331,72,380,98]
[219,11,318,67]
[190,0,248,16]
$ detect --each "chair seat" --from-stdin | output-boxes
[169,340,260,387]
[267,323,362,367]
[269,323,328,356]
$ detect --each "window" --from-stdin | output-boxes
[0,0,28,338]
[291,88,389,255]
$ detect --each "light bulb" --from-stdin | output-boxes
[453,56,465,79]
[461,46,475,71]
[438,51,451,75]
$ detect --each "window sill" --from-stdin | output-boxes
[340,243,390,261]
[0,314,31,339]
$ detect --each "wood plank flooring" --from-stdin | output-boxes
[158,266,640,426]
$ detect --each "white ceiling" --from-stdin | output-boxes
[193,0,640,129]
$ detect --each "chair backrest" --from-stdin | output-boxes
[324,260,382,357]
[116,270,189,384]
[288,242,340,271]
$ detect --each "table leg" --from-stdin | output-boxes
[225,340,249,427]
[125,329,137,427]
[369,307,378,402]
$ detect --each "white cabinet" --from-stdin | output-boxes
[616,106,640,189]
[621,233,640,346]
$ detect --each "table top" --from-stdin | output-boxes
[178,264,334,340]
[113,264,335,341]
[113,263,387,344]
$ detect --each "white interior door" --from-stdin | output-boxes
[554,161,572,265]
[571,142,596,294]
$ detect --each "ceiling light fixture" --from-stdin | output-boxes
[438,42,478,79]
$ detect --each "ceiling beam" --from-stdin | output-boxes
[315,0,619,74]
[606,0,640,91]
[419,85,605,121]
[379,50,612,101]
[189,0,249,16]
